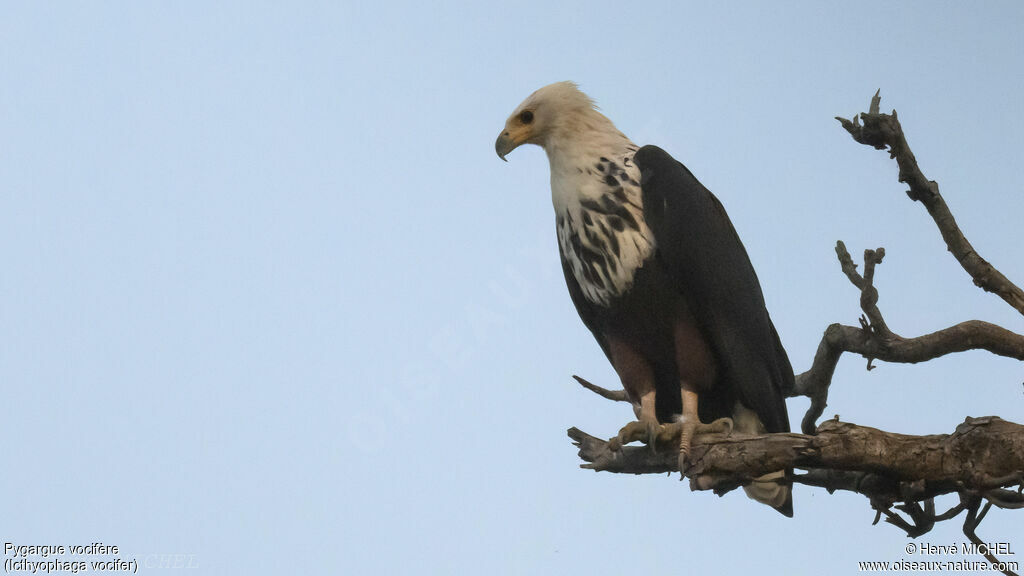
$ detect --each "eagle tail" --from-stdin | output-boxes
[733,403,794,517]
[743,471,793,517]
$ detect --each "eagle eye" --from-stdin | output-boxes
[519,110,534,124]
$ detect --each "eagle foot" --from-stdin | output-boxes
[608,417,664,453]
[677,417,734,475]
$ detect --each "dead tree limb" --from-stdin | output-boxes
[836,90,1024,316]
[569,417,1024,574]
[569,417,1024,498]
[793,241,1024,434]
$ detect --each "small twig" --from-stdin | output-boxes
[961,496,1019,576]
[984,487,1024,509]
[572,375,629,403]
[933,501,967,522]
[860,247,890,335]
[879,501,935,538]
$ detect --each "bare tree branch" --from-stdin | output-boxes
[836,91,1024,316]
[794,241,1024,433]
[572,374,628,403]
[962,495,1020,576]
[570,417,1024,496]
[984,487,1024,510]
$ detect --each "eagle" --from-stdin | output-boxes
[496,82,794,516]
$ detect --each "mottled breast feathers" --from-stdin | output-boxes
[556,152,655,306]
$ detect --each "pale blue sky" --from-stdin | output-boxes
[2,2,1022,574]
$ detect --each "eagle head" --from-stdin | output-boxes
[495,81,597,161]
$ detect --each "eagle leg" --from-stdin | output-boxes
[676,388,733,474]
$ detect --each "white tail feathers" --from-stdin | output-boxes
[733,402,793,515]
[743,470,790,509]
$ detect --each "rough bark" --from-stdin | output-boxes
[569,417,1024,500]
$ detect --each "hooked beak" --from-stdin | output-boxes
[495,131,517,162]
